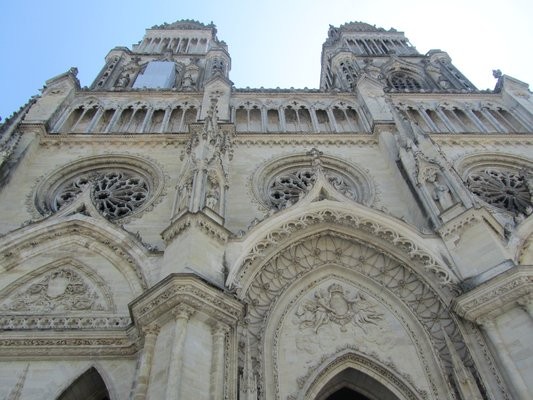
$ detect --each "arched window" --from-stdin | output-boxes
[390,72,422,91]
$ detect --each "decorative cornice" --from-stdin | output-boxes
[235,134,377,147]
[453,265,533,323]
[129,273,243,328]
[0,330,138,358]
[161,211,230,244]
[0,315,131,331]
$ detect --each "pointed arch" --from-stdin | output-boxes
[0,214,151,292]
[302,349,422,400]
[226,201,508,399]
[227,200,454,291]
[55,365,115,400]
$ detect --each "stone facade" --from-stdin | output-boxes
[0,20,532,400]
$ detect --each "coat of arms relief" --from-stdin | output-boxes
[292,283,392,354]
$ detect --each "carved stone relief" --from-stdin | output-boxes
[0,266,112,313]
[294,283,383,334]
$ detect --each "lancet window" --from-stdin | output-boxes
[389,72,422,91]
[231,101,366,133]
[53,101,200,134]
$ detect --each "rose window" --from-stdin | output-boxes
[466,169,531,214]
[53,170,150,220]
[268,168,357,209]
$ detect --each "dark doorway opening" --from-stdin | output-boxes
[326,387,371,400]
[57,367,110,400]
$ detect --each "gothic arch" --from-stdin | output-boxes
[301,349,423,400]
[228,200,454,290]
[0,214,151,292]
[228,201,505,399]
[258,265,448,399]
[381,58,429,91]
[455,152,532,179]
[55,364,116,400]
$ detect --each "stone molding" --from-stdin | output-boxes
[0,329,139,358]
[161,210,230,244]
[0,315,131,330]
[293,346,427,400]
[230,201,455,289]
[437,207,504,241]
[130,273,243,328]
[453,265,533,323]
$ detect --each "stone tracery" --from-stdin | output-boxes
[53,170,150,220]
[268,167,357,209]
[466,168,532,215]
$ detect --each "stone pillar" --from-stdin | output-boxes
[463,107,488,132]
[326,108,339,132]
[210,322,229,400]
[140,108,154,133]
[435,107,456,132]
[416,106,438,132]
[104,106,123,133]
[480,318,531,399]
[132,323,160,400]
[480,107,507,133]
[166,304,195,400]
[87,106,104,133]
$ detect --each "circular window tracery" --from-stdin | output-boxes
[33,155,164,222]
[251,152,375,211]
[466,168,531,215]
[268,167,357,209]
[53,170,150,219]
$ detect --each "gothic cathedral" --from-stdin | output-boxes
[0,20,532,400]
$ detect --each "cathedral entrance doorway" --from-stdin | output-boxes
[313,367,401,400]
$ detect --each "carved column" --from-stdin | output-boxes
[278,106,287,132]
[166,304,195,400]
[480,318,531,399]
[104,106,123,133]
[86,106,104,133]
[463,107,488,132]
[326,108,339,133]
[415,106,438,132]
[210,322,229,400]
[309,106,319,133]
[140,107,154,133]
[132,323,160,400]
[480,107,507,133]
[434,107,456,132]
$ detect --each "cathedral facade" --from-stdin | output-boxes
[0,20,532,400]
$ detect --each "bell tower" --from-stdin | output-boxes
[91,20,231,94]
[320,22,476,93]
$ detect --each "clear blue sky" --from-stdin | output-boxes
[1,0,531,119]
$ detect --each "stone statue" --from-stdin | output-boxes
[427,172,454,211]
[205,182,220,210]
[115,73,130,88]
